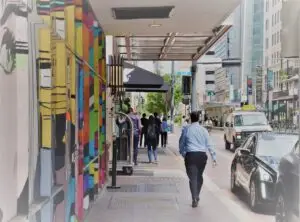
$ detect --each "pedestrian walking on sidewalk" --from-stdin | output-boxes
[179,111,217,208]
[147,115,158,163]
[161,117,168,147]
[129,108,142,166]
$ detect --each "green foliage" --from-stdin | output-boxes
[174,115,182,125]
[145,74,183,115]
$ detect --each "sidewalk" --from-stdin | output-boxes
[86,134,241,222]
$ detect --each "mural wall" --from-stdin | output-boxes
[0,0,107,221]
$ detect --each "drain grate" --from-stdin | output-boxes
[133,170,154,176]
[108,196,177,210]
[107,183,179,193]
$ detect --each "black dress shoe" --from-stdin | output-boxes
[192,200,198,208]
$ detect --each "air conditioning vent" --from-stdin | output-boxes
[112,6,175,20]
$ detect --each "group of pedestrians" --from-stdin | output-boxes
[128,108,170,165]
[140,112,170,164]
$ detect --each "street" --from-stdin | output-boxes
[86,129,274,222]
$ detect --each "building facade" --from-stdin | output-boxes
[0,1,108,221]
[214,5,242,103]
[263,0,300,121]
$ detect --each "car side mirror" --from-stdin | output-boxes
[225,122,229,127]
[240,149,250,155]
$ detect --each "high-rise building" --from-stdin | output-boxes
[240,0,264,104]
[214,5,242,103]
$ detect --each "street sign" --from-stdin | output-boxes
[207,91,215,96]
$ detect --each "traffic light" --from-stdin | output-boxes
[182,76,191,95]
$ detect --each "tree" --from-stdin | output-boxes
[145,74,183,115]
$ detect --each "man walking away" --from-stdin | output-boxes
[161,117,168,147]
[146,115,158,163]
[140,113,148,148]
[154,112,161,147]
[179,111,217,208]
[129,108,141,165]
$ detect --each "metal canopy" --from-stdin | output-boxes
[89,0,241,61]
[116,26,231,61]
[125,82,169,92]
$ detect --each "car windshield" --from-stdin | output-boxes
[256,134,298,158]
[234,113,268,126]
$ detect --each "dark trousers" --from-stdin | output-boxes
[184,152,207,200]
[133,135,140,164]
[161,132,167,147]
[140,130,147,147]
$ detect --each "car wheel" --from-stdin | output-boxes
[249,180,259,212]
[230,168,238,193]
[275,193,289,222]
[225,135,231,150]
[233,138,238,151]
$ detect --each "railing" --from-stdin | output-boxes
[270,120,299,134]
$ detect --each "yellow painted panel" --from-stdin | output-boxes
[65,6,75,49]
[39,28,51,55]
[89,163,95,174]
[94,173,99,185]
[42,119,52,148]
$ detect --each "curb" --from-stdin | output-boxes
[212,127,224,131]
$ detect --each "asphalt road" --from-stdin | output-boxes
[167,128,274,222]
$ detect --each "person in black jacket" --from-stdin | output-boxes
[154,112,161,147]
[147,115,158,163]
[140,113,148,148]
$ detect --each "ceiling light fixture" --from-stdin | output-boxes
[149,21,162,28]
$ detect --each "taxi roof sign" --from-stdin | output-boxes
[241,104,256,111]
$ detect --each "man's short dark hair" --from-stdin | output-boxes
[190,111,199,123]
[154,112,158,117]
[142,113,146,117]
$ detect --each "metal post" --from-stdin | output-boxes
[266,68,270,121]
[191,60,198,112]
[170,61,175,132]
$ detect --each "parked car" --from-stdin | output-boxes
[275,140,300,222]
[230,132,298,212]
[224,111,272,151]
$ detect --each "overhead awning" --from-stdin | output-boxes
[123,62,164,88]
[125,82,169,92]
[90,0,240,61]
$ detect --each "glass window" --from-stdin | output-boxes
[265,19,269,31]
[265,38,269,49]
[234,113,268,126]
[256,134,298,158]
[266,0,269,12]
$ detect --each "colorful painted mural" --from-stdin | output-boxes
[36,0,107,221]
[0,0,107,221]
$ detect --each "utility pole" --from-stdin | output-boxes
[191,60,198,112]
[266,68,270,121]
[170,61,175,132]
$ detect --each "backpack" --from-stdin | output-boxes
[147,124,156,139]
[162,121,168,132]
